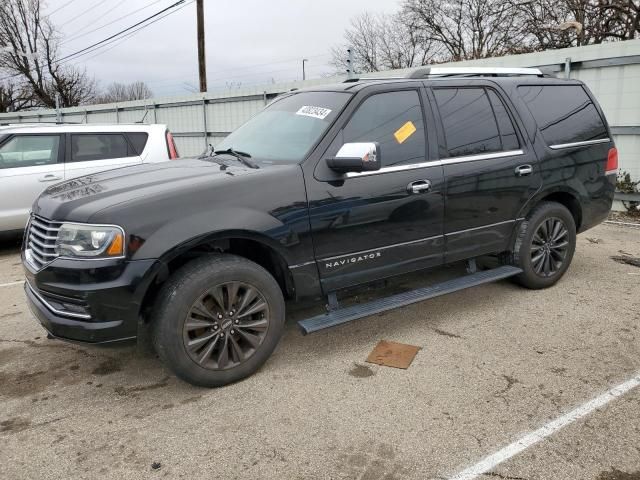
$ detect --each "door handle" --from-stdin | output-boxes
[407,180,431,194]
[38,174,62,182]
[514,165,533,177]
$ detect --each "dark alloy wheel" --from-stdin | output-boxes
[530,217,569,277]
[183,282,270,370]
[152,254,285,387]
[511,201,576,290]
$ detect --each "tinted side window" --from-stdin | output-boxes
[487,90,519,150]
[0,135,60,169]
[343,90,425,167]
[434,88,501,157]
[517,85,607,146]
[126,132,149,155]
[70,134,129,162]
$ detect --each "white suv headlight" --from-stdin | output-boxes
[55,223,125,258]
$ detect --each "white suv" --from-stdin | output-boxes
[0,123,180,234]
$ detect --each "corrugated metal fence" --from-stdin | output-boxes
[1,40,639,179]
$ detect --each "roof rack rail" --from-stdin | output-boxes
[406,67,543,78]
[342,76,406,83]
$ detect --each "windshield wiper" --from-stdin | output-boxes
[213,148,259,169]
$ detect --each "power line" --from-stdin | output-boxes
[59,0,109,28]
[61,0,129,37]
[63,1,194,66]
[57,0,187,63]
[143,52,332,85]
[0,0,192,83]
[61,0,167,45]
[48,0,80,17]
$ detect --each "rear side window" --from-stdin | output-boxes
[517,85,607,146]
[125,132,149,155]
[70,134,129,162]
[487,90,520,151]
[0,135,60,169]
[434,88,501,157]
[343,90,426,167]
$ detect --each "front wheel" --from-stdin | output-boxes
[510,202,576,289]
[151,255,285,387]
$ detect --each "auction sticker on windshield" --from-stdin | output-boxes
[296,106,332,120]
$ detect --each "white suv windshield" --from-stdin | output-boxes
[216,91,350,163]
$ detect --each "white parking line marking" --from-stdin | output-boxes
[449,372,640,480]
[0,281,23,288]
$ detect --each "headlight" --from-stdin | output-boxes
[55,223,125,258]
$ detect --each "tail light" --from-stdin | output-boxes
[605,147,618,175]
[166,131,179,160]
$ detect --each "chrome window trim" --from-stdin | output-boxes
[548,138,610,150]
[319,234,443,262]
[345,150,524,177]
[440,149,524,165]
[26,281,91,320]
[346,160,441,177]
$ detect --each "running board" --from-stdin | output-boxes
[298,265,522,335]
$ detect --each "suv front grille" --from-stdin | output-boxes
[26,216,61,270]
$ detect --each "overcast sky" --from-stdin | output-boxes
[44,0,398,98]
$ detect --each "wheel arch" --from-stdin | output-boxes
[521,188,583,231]
[138,230,295,323]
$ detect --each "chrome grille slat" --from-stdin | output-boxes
[30,231,58,241]
[26,215,60,269]
[28,236,56,249]
[29,242,58,258]
[31,221,61,232]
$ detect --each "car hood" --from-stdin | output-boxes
[32,158,262,222]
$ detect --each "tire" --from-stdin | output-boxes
[510,202,576,290]
[151,254,285,387]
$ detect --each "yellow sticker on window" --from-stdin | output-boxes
[394,121,417,144]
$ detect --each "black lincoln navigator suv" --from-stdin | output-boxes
[22,67,618,387]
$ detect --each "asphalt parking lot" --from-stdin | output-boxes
[1,223,639,480]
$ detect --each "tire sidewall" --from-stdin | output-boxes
[153,256,285,387]
[514,203,576,289]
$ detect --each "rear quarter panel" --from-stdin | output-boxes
[507,79,615,232]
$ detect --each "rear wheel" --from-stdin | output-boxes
[511,202,576,289]
[151,255,285,387]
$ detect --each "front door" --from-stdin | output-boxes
[305,87,444,293]
[0,134,64,231]
[430,85,542,262]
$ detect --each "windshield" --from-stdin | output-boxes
[216,91,351,163]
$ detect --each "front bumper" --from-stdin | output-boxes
[23,256,159,344]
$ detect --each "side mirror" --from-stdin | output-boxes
[326,142,381,174]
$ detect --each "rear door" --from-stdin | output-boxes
[64,132,142,180]
[429,84,541,262]
[0,134,64,231]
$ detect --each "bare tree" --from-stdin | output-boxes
[330,11,439,73]
[599,0,640,40]
[95,81,154,104]
[0,80,36,112]
[403,0,532,61]
[511,0,639,50]
[0,0,96,109]
[127,81,153,100]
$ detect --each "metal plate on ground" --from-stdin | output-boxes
[366,340,421,369]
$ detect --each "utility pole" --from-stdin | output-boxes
[196,0,207,92]
[302,58,308,81]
